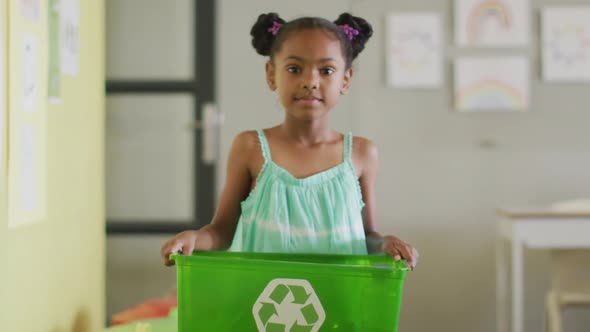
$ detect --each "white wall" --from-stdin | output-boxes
[217,1,590,331]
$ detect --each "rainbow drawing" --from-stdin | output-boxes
[467,0,513,44]
[455,79,527,111]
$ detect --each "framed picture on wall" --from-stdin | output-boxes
[542,7,590,82]
[454,56,529,112]
[455,0,530,47]
[386,13,443,88]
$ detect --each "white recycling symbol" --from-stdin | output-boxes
[252,278,326,332]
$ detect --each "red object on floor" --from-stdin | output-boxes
[111,296,177,325]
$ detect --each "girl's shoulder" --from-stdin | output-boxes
[230,130,266,169]
[231,130,264,158]
[233,130,261,148]
[351,135,378,160]
[350,135,379,177]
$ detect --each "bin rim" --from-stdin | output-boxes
[170,251,410,278]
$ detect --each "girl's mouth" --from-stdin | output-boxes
[294,96,322,102]
[295,97,322,107]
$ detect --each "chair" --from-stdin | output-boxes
[544,250,590,332]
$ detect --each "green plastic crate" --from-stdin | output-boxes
[171,251,409,332]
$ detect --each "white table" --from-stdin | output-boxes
[496,208,590,332]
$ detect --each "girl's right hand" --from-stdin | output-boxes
[161,230,199,266]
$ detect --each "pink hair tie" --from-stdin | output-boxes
[339,24,359,41]
[267,21,283,36]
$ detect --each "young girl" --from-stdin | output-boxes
[161,12,419,269]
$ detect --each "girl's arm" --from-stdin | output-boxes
[197,131,257,249]
[354,137,381,253]
[355,137,419,269]
[161,131,259,265]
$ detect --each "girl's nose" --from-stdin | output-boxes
[303,82,318,90]
[301,72,319,90]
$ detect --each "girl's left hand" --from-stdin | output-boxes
[382,235,419,270]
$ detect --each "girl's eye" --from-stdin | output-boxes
[287,66,301,73]
[321,68,335,75]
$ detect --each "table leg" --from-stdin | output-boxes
[512,236,524,332]
[496,234,508,332]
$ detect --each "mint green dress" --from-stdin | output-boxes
[229,129,367,255]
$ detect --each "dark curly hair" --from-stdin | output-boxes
[250,13,373,69]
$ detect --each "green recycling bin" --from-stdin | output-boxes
[171,251,409,332]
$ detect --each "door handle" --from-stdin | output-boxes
[190,103,223,164]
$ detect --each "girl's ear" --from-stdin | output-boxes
[340,67,353,95]
[266,61,277,91]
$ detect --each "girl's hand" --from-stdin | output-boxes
[161,230,199,266]
[382,235,419,270]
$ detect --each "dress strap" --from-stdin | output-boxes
[343,132,353,161]
[256,129,272,163]
[343,132,365,208]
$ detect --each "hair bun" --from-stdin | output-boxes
[334,13,373,59]
[250,13,286,56]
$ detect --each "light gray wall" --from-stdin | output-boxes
[217,1,590,331]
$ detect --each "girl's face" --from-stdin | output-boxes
[266,29,352,121]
